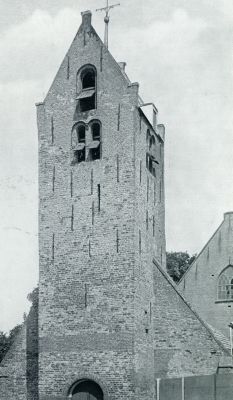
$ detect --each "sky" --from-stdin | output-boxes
[0,0,232,332]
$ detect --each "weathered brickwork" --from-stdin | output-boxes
[37,11,155,400]
[0,324,27,399]
[153,264,228,380]
[0,10,231,400]
[133,110,166,399]
[179,212,233,338]
[0,297,39,400]
[36,10,168,400]
[26,294,39,399]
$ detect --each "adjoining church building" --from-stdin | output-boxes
[178,212,233,340]
[0,10,233,400]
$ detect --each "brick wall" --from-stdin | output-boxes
[133,107,166,400]
[0,324,27,399]
[37,12,152,400]
[153,263,228,379]
[179,212,233,338]
[26,292,39,399]
[0,297,39,400]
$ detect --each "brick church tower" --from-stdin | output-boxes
[1,9,231,400]
[37,10,165,400]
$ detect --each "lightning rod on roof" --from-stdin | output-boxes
[96,0,120,49]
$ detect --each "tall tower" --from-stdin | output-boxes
[37,11,165,400]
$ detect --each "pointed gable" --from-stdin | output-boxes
[178,212,233,338]
[43,10,132,106]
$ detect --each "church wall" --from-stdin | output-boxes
[26,296,39,400]
[0,298,39,400]
[153,263,228,379]
[179,212,233,338]
[37,16,142,400]
[132,109,166,400]
[0,324,27,400]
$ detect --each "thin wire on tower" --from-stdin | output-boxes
[96,0,120,49]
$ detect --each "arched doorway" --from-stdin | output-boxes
[69,379,104,400]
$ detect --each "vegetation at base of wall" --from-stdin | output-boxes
[0,286,38,363]
[166,251,196,282]
[0,324,22,363]
[27,286,39,306]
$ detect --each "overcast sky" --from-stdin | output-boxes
[0,0,232,332]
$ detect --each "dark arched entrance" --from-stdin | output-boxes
[69,379,104,400]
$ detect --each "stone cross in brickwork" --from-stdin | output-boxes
[96,0,120,49]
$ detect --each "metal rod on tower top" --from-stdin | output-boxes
[96,1,120,49]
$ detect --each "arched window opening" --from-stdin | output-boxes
[146,153,149,169]
[150,135,156,156]
[82,70,95,89]
[77,66,96,113]
[146,129,157,177]
[230,278,233,299]
[149,135,153,150]
[73,124,86,164]
[89,121,101,161]
[217,266,233,300]
[71,120,102,165]
[146,129,150,150]
[78,125,85,142]
[69,379,104,400]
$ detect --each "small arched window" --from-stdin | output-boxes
[72,124,86,164]
[89,121,101,161]
[77,65,96,113]
[217,265,233,300]
[146,129,156,177]
[71,120,101,164]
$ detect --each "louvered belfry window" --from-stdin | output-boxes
[77,66,96,112]
[71,120,101,164]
